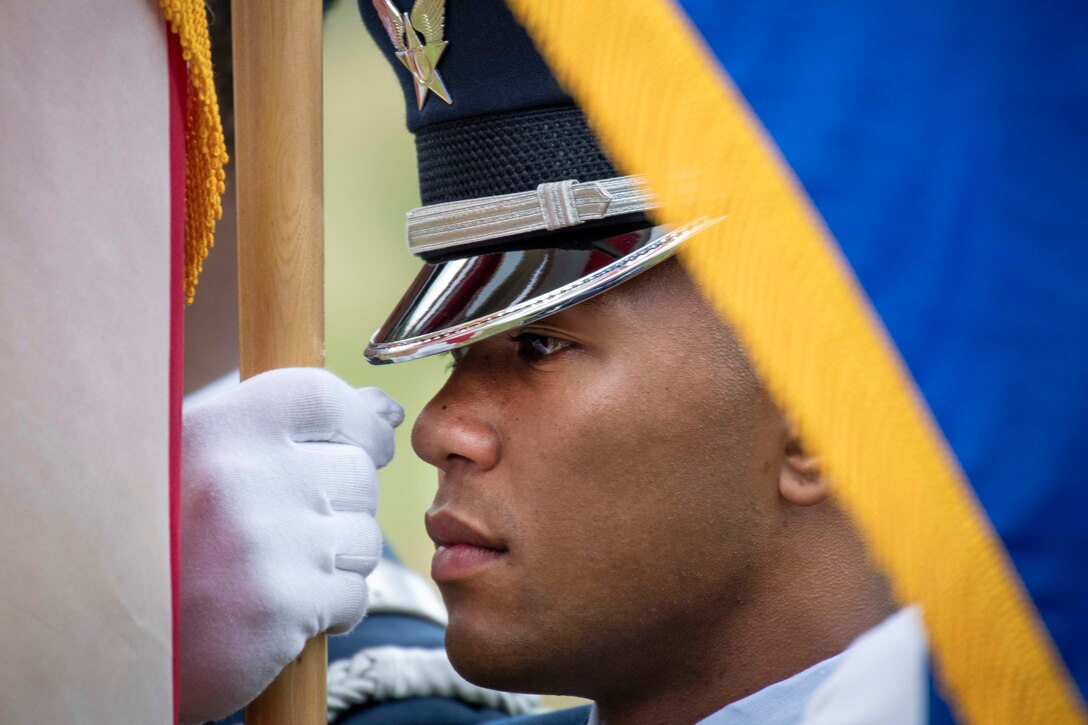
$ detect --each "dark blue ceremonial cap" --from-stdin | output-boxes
[359,0,621,204]
[360,0,708,364]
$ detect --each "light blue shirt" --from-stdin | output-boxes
[584,652,844,725]
[694,653,844,725]
[585,608,927,725]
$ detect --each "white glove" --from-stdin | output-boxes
[178,367,403,724]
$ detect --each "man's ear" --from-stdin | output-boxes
[779,437,831,506]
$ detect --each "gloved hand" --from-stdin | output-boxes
[178,367,403,724]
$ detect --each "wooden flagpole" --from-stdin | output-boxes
[232,0,327,722]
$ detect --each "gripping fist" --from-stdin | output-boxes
[179,368,403,724]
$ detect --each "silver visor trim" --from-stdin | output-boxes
[365,217,718,364]
[406,175,657,257]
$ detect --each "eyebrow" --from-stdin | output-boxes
[538,288,626,328]
[581,293,618,308]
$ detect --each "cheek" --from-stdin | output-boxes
[503,371,647,517]
[501,356,773,576]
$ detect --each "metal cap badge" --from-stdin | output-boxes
[373,0,452,109]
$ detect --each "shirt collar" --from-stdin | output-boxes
[584,608,923,725]
[583,653,842,725]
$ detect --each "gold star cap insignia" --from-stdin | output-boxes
[373,0,453,110]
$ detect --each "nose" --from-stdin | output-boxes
[412,374,501,474]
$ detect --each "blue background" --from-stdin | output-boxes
[677,0,1088,716]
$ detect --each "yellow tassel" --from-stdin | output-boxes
[159,0,229,304]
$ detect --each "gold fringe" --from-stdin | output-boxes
[160,0,229,304]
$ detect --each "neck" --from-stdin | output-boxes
[594,503,896,725]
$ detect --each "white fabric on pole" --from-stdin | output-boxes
[0,1,174,722]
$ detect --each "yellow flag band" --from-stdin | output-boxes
[504,1,1086,722]
[159,0,228,303]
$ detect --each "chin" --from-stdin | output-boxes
[444,613,583,696]
[445,618,535,692]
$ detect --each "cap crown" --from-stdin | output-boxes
[359,0,621,204]
[361,0,569,130]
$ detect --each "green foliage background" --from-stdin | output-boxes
[324,1,444,579]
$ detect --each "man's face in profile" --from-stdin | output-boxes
[413,258,805,699]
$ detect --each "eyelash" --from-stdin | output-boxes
[445,347,466,372]
[509,332,573,363]
[444,332,574,372]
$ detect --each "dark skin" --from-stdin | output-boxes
[412,258,895,725]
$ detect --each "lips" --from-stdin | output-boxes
[425,509,508,581]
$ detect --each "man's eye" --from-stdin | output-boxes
[509,332,573,362]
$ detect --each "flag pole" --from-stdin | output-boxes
[231,0,327,722]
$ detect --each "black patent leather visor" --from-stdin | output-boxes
[364,219,714,364]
